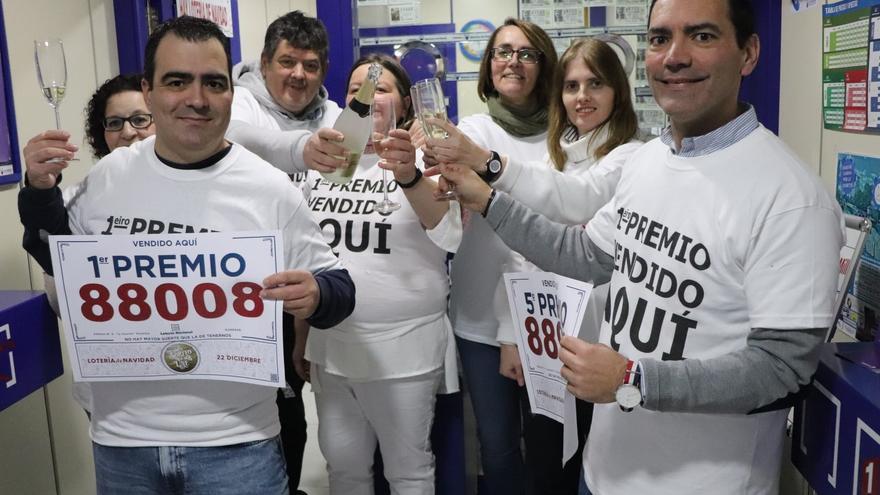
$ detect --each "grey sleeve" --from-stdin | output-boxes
[226,120,310,174]
[485,191,613,285]
[641,326,824,413]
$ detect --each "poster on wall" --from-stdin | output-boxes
[821,0,880,134]
[176,0,234,37]
[387,0,420,25]
[518,0,648,29]
[836,152,880,341]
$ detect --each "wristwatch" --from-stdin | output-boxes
[481,150,503,183]
[615,359,643,412]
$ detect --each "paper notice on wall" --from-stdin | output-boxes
[627,34,648,85]
[388,0,420,25]
[553,7,585,27]
[358,0,388,5]
[176,0,234,37]
[521,8,554,26]
[609,4,649,26]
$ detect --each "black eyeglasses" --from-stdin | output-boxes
[103,114,153,132]
[490,47,542,64]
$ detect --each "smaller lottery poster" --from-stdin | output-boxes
[505,272,593,422]
[49,231,285,387]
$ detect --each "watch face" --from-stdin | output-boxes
[615,384,641,409]
[488,159,502,174]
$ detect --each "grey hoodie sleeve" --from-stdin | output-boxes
[226,121,310,174]
[485,190,614,286]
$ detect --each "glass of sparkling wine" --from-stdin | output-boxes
[372,96,401,216]
[34,39,67,130]
[412,78,455,198]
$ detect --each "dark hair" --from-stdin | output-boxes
[262,11,329,76]
[547,39,637,170]
[477,18,557,107]
[346,53,414,129]
[84,74,144,158]
[649,0,755,48]
[143,16,231,88]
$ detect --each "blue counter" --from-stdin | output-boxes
[792,342,880,494]
[0,291,63,412]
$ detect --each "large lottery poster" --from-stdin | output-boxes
[822,0,880,133]
[49,232,286,387]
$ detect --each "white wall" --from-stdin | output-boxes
[0,1,118,493]
[238,0,317,62]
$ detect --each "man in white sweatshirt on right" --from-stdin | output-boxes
[440,0,844,493]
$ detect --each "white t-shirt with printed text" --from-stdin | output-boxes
[582,127,843,495]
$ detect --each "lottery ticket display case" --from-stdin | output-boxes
[0,291,63,413]
[792,342,880,495]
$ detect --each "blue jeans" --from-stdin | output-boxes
[93,436,289,495]
[457,337,524,495]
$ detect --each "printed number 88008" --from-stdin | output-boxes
[78,282,264,322]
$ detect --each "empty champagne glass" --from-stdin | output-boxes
[34,39,67,130]
[373,97,401,216]
[412,78,455,199]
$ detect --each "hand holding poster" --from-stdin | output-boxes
[504,272,593,422]
[49,231,284,387]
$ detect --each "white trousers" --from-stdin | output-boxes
[314,366,441,495]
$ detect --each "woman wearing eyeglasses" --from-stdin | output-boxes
[412,18,559,495]
[84,74,155,158]
[428,37,643,495]
[21,73,155,417]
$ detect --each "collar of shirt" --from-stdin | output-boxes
[660,104,759,157]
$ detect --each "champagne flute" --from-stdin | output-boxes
[35,39,77,163]
[34,39,67,130]
[373,97,401,216]
[412,78,449,140]
[412,78,455,199]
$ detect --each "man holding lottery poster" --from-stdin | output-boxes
[18,16,354,495]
